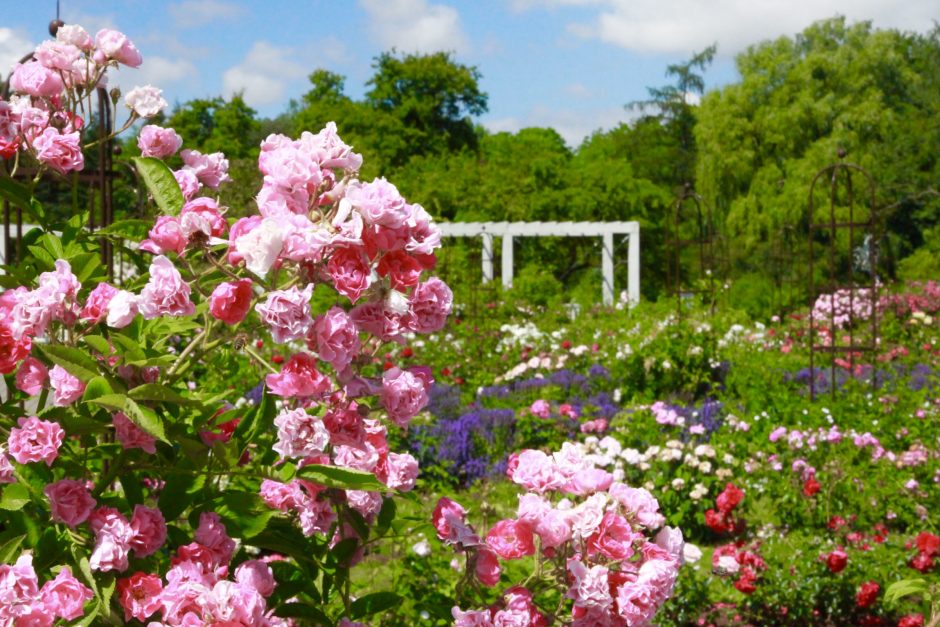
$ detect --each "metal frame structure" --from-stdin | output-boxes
[807,153,880,400]
[666,185,719,316]
[436,221,641,307]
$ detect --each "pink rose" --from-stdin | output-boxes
[587,512,639,560]
[117,572,163,622]
[106,290,139,328]
[90,509,134,572]
[308,306,361,372]
[181,149,231,188]
[377,250,422,291]
[255,285,313,343]
[345,178,410,228]
[94,29,143,67]
[15,357,48,396]
[45,479,96,527]
[303,121,363,171]
[235,560,276,597]
[34,40,81,71]
[49,364,86,406]
[564,468,614,496]
[380,367,430,427]
[432,497,478,547]
[608,483,666,529]
[80,282,118,323]
[534,508,572,549]
[475,548,501,586]
[383,451,419,491]
[39,567,93,620]
[181,197,227,238]
[138,256,195,319]
[327,247,372,302]
[209,279,253,325]
[486,519,535,560]
[195,511,236,566]
[266,352,332,398]
[139,215,185,255]
[530,399,551,418]
[129,505,166,557]
[10,60,64,97]
[566,560,613,610]
[0,447,16,484]
[174,168,200,200]
[56,24,93,50]
[226,215,262,265]
[113,411,157,454]
[32,128,84,174]
[272,407,330,459]
[137,124,182,158]
[408,277,452,333]
[509,449,565,493]
[8,416,65,465]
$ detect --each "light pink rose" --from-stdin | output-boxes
[509,449,565,493]
[9,60,64,97]
[124,85,167,118]
[226,215,262,265]
[0,555,40,616]
[113,411,157,454]
[49,364,86,406]
[530,399,551,419]
[138,125,182,158]
[15,357,48,396]
[452,607,494,626]
[181,148,231,188]
[7,415,64,465]
[266,352,332,398]
[181,197,227,238]
[195,511,236,566]
[272,407,330,459]
[129,505,166,557]
[327,247,372,302]
[408,277,452,333]
[90,510,134,572]
[347,489,383,519]
[234,217,285,277]
[106,290,139,328]
[567,560,613,611]
[235,560,276,597]
[302,121,363,171]
[138,256,195,319]
[534,508,572,549]
[308,306,361,372]
[608,483,666,529]
[32,128,84,174]
[174,168,200,200]
[432,497,479,547]
[44,478,96,527]
[0,447,16,484]
[139,215,185,256]
[255,285,313,343]
[564,468,614,496]
[383,451,419,491]
[209,279,253,325]
[80,282,118,323]
[380,367,429,427]
[39,567,93,620]
[345,178,410,228]
[587,511,639,561]
[34,40,82,71]
[56,24,93,50]
[94,29,143,67]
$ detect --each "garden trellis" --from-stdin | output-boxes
[436,221,640,307]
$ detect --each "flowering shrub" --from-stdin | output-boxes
[0,23,451,624]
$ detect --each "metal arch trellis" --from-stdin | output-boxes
[767,224,802,319]
[666,184,720,317]
[0,15,117,278]
[807,152,881,400]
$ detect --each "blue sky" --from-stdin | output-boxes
[2,0,937,146]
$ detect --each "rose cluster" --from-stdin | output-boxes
[704,483,745,535]
[435,443,684,626]
[1,24,166,175]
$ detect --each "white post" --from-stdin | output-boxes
[501,235,514,288]
[628,227,640,306]
[481,233,494,283]
[601,232,614,306]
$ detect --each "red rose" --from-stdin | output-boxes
[802,476,821,497]
[855,581,879,608]
[826,548,848,573]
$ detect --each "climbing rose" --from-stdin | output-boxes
[266,352,332,398]
[49,364,86,406]
[138,255,195,319]
[8,416,65,465]
[409,277,452,333]
[308,306,361,372]
[856,581,880,608]
[486,519,536,560]
[380,367,430,427]
[255,285,314,343]
[116,572,163,622]
[32,128,84,174]
[15,357,48,395]
[209,279,253,325]
[129,505,166,557]
[113,411,156,453]
[93,28,142,67]
[80,282,118,323]
[124,85,167,118]
[45,479,96,527]
[137,124,182,158]
[273,407,330,459]
[39,567,93,620]
[9,60,64,97]
[826,548,848,573]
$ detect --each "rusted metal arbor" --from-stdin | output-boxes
[807,151,881,399]
[1,17,116,276]
[767,225,802,318]
[666,184,721,316]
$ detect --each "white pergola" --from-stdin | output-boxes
[436,221,640,306]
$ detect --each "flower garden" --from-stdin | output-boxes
[0,21,938,627]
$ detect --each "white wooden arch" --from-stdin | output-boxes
[436,221,640,306]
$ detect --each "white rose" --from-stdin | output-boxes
[125,85,168,118]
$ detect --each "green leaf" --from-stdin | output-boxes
[38,233,65,259]
[89,394,168,443]
[71,601,100,627]
[96,219,152,239]
[68,252,102,283]
[133,156,184,215]
[26,245,56,270]
[349,592,402,620]
[129,383,200,406]
[296,464,387,491]
[275,603,331,625]
[82,376,114,403]
[158,471,205,521]
[884,578,928,605]
[36,344,101,382]
[0,534,26,563]
[82,335,112,356]
[0,177,32,209]
[0,483,31,511]
[203,492,274,538]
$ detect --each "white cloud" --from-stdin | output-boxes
[360,0,470,54]
[0,27,33,78]
[521,0,939,54]
[169,0,248,29]
[483,105,639,147]
[222,41,305,108]
[565,82,593,99]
